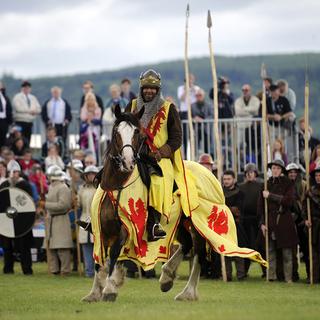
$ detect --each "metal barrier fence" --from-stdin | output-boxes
[31,113,299,172]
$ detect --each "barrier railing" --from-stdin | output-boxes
[31,113,299,172]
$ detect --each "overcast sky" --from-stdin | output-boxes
[1,0,319,78]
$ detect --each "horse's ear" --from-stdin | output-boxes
[136,106,145,120]
[114,104,122,119]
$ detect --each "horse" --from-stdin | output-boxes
[81,104,265,303]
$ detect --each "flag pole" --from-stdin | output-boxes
[70,151,83,276]
[184,4,195,161]
[261,63,269,281]
[207,10,227,282]
[304,67,313,285]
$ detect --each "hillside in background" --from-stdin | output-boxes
[1,53,320,134]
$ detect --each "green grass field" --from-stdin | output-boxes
[1,259,320,320]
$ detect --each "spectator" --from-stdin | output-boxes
[272,138,288,165]
[0,160,7,184]
[12,81,41,145]
[41,127,65,160]
[1,148,15,164]
[298,118,320,166]
[29,163,48,195]
[257,77,273,100]
[198,153,217,176]
[103,84,128,143]
[191,88,213,154]
[239,163,263,274]
[177,73,200,157]
[77,165,99,277]
[303,168,320,283]
[84,153,97,167]
[209,77,234,119]
[0,82,13,147]
[18,148,37,175]
[222,170,247,281]
[80,92,102,159]
[120,78,136,102]
[266,84,295,128]
[41,86,72,143]
[286,163,308,281]
[310,144,320,173]
[73,149,86,163]
[235,84,260,130]
[45,144,65,171]
[0,160,34,275]
[258,159,298,283]
[276,79,296,111]
[5,125,27,149]
[80,80,104,113]
[45,165,73,275]
[11,137,26,158]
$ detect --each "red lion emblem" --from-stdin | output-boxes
[128,198,148,257]
[207,205,228,235]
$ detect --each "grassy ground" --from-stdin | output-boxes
[1,259,320,320]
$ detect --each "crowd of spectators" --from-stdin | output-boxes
[0,73,320,284]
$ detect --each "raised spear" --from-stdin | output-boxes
[304,68,313,284]
[207,10,227,282]
[70,152,83,276]
[184,4,196,161]
[261,63,269,281]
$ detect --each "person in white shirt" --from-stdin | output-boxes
[12,81,41,145]
[235,84,260,129]
[41,86,72,142]
[276,79,297,111]
[177,73,200,158]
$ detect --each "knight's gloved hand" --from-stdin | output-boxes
[150,150,162,162]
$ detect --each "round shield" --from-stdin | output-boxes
[0,187,36,238]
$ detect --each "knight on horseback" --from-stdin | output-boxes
[125,69,184,241]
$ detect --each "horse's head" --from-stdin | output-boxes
[109,104,145,172]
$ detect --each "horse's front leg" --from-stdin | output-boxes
[81,264,107,302]
[101,230,127,302]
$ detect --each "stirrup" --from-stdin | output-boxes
[152,223,166,239]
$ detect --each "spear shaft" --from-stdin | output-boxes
[184,4,195,160]
[261,63,269,281]
[207,10,227,282]
[304,71,313,284]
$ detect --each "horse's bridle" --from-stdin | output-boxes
[108,129,145,169]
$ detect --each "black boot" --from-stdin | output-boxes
[147,207,166,242]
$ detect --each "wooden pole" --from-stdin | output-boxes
[207,10,227,282]
[184,4,195,161]
[261,64,269,281]
[304,72,313,284]
[39,171,51,275]
[70,156,83,276]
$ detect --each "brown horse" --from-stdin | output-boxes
[82,105,207,302]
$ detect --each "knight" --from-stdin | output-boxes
[126,69,193,241]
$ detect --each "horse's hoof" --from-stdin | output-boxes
[81,293,101,303]
[101,293,117,302]
[160,281,173,292]
[174,291,198,302]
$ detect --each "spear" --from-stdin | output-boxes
[261,63,269,281]
[207,10,227,282]
[304,67,313,284]
[70,153,83,276]
[184,4,196,161]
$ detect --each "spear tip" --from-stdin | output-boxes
[186,3,190,17]
[260,63,267,79]
[207,10,212,28]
